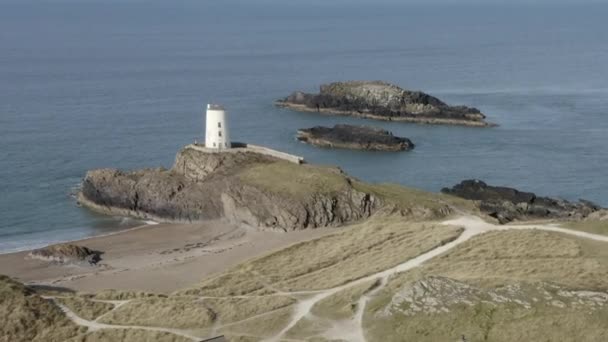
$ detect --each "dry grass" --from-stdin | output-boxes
[415,230,608,290]
[99,295,295,329]
[561,220,608,236]
[361,229,608,341]
[352,181,479,217]
[218,306,294,338]
[179,216,463,294]
[284,315,334,340]
[67,329,192,342]
[0,275,81,342]
[365,296,608,342]
[311,280,379,320]
[203,295,295,324]
[177,270,267,297]
[238,160,480,220]
[237,161,352,198]
[57,297,115,321]
[93,289,165,301]
[98,296,215,329]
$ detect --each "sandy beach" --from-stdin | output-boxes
[0,220,338,294]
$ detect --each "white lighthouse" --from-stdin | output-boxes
[205,104,231,149]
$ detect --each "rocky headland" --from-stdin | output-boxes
[78,145,383,231]
[442,179,602,223]
[296,124,414,151]
[276,81,492,126]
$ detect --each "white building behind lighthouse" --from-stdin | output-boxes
[205,104,231,149]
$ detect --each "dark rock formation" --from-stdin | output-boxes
[277,81,492,126]
[79,147,381,231]
[28,244,102,265]
[442,179,601,223]
[297,124,414,151]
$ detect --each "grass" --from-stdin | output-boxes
[237,161,352,199]
[560,219,608,236]
[415,229,608,291]
[0,275,81,342]
[361,229,608,341]
[67,330,192,342]
[311,280,379,320]
[98,296,215,329]
[202,295,295,324]
[352,181,479,218]
[238,161,481,221]
[178,215,463,294]
[57,297,115,321]
[365,296,608,342]
[93,289,165,300]
[218,306,294,338]
[99,295,295,329]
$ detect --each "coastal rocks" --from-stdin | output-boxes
[380,276,608,317]
[221,181,379,230]
[79,146,381,231]
[442,179,601,223]
[28,244,102,265]
[296,124,414,151]
[277,81,491,126]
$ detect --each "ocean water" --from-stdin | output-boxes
[1,1,607,253]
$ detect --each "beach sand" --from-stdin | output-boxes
[0,220,338,294]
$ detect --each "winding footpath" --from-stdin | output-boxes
[267,215,608,342]
[48,215,608,342]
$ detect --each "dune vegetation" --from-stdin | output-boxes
[362,229,608,342]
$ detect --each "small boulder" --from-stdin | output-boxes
[28,243,102,266]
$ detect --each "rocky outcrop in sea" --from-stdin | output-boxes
[296,124,414,151]
[277,81,491,126]
[442,179,601,223]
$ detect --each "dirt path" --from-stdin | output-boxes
[50,298,202,341]
[267,215,608,342]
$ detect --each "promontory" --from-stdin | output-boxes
[276,80,492,126]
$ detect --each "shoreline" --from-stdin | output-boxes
[0,216,340,294]
[276,102,497,127]
[0,220,157,256]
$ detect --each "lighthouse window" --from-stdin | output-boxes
[218,122,222,128]
[218,131,222,137]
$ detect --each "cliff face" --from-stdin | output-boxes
[79,147,381,231]
[277,81,491,126]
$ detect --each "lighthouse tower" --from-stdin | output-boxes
[205,104,231,149]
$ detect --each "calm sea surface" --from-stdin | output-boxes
[1,2,607,252]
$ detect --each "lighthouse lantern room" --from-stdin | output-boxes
[205,104,231,149]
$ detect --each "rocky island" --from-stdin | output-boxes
[442,179,602,223]
[296,124,414,151]
[277,80,492,126]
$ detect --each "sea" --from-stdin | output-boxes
[1,1,607,253]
